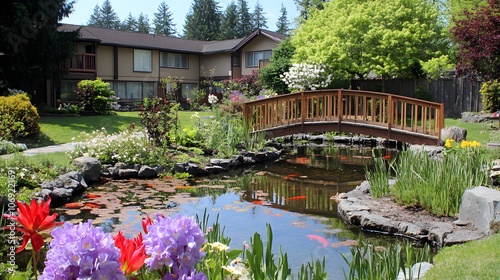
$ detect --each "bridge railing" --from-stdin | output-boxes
[243,89,445,144]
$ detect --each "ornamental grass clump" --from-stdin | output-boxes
[391,142,489,216]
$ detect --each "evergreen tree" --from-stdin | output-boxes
[87,5,103,27]
[153,1,177,36]
[276,3,290,34]
[99,0,120,29]
[236,0,253,37]
[137,13,150,34]
[87,0,120,29]
[121,13,137,31]
[252,1,268,29]
[220,1,239,39]
[183,0,222,41]
[294,0,328,22]
[0,0,79,100]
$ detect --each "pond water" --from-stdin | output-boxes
[55,144,400,278]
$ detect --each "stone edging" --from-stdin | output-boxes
[337,181,486,248]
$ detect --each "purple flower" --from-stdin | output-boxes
[40,221,125,280]
[162,266,207,280]
[143,215,206,271]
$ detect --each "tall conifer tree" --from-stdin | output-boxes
[276,3,290,34]
[183,0,222,41]
[252,1,268,29]
[153,1,177,36]
[221,1,239,39]
[236,0,253,37]
[137,13,150,34]
[121,13,137,31]
[87,0,120,29]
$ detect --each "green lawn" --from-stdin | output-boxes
[21,111,212,148]
[445,118,494,145]
[423,233,500,280]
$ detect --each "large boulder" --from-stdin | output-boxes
[440,126,467,143]
[73,157,101,183]
[458,186,500,233]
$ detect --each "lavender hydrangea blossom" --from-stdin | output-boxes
[143,215,206,275]
[40,221,125,280]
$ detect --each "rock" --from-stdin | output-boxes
[397,262,434,280]
[138,166,157,178]
[440,126,467,142]
[427,221,454,247]
[173,162,187,173]
[185,163,207,176]
[205,165,225,174]
[444,230,485,246]
[458,186,500,233]
[115,162,131,169]
[72,157,101,183]
[360,213,399,234]
[42,171,88,202]
[118,169,138,178]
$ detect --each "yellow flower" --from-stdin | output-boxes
[445,139,454,148]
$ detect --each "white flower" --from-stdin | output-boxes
[208,94,218,105]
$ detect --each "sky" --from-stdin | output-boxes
[63,0,301,34]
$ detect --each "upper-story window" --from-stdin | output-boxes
[160,52,189,68]
[246,50,272,68]
[134,49,152,72]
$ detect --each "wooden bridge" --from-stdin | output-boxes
[243,89,445,145]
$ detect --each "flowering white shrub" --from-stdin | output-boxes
[280,63,333,92]
[68,128,158,165]
[208,94,218,105]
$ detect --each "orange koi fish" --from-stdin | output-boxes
[84,203,101,208]
[86,193,101,198]
[307,234,329,248]
[64,202,84,209]
[251,200,263,205]
[285,195,307,201]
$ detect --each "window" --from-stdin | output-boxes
[246,50,272,68]
[160,52,189,68]
[113,81,156,100]
[134,49,152,72]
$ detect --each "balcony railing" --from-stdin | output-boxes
[62,53,96,72]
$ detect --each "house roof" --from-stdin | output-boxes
[59,24,286,55]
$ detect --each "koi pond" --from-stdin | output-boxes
[55,144,400,278]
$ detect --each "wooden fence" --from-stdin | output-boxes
[351,77,482,117]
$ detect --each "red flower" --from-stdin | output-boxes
[142,215,153,234]
[4,196,61,253]
[114,231,146,276]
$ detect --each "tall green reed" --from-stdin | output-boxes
[342,239,432,280]
[391,148,489,216]
[366,155,392,198]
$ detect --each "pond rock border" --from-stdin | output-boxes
[337,180,499,248]
[35,148,282,205]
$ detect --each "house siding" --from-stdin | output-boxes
[200,53,231,79]
[241,36,279,76]
[115,47,159,82]
[159,54,200,84]
[96,45,114,80]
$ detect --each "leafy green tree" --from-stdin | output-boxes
[252,1,268,29]
[121,13,137,31]
[276,3,290,34]
[220,1,239,39]
[183,0,222,41]
[292,0,449,80]
[259,38,295,94]
[0,0,78,98]
[153,1,177,36]
[451,0,500,80]
[137,13,150,34]
[88,0,120,29]
[236,0,253,37]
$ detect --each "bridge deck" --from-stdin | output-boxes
[243,89,445,145]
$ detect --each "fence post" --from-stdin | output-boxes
[387,95,393,140]
[337,90,343,133]
[301,91,305,133]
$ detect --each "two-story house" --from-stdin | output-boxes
[53,24,286,107]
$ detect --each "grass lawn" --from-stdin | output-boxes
[21,111,212,148]
[445,118,494,145]
[423,233,500,280]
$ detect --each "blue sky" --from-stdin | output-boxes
[63,0,300,34]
